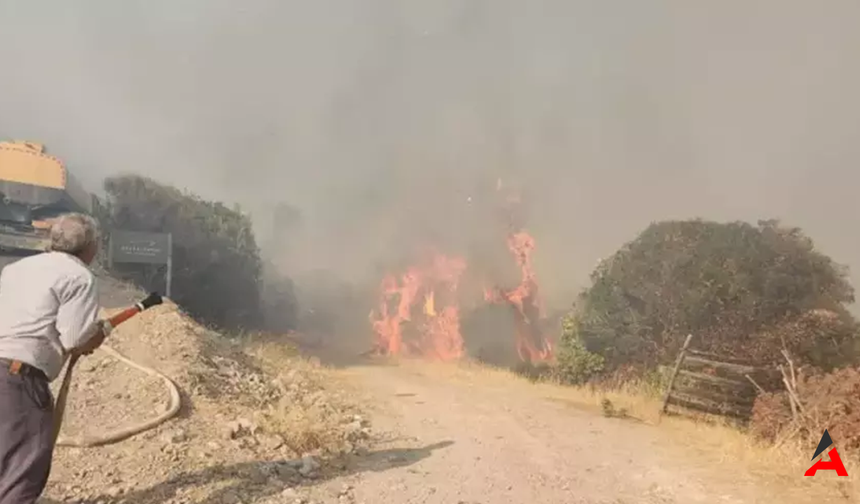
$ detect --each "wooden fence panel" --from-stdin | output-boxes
[661,335,767,424]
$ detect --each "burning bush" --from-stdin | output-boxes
[367,177,554,366]
[483,231,553,362]
[751,366,860,455]
[367,234,555,365]
[569,219,857,374]
[369,252,468,360]
[99,175,263,330]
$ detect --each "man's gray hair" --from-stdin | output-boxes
[48,213,100,255]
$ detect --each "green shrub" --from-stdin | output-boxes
[555,313,604,384]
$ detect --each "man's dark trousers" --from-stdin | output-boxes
[0,361,54,504]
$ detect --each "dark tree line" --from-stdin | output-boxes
[95,174,295,331]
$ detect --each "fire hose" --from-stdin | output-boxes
[52,292,183,448]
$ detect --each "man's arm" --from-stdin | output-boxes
[56,274,102,352]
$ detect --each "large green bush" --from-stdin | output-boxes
[562,219,858,376]
[99,175,263,329]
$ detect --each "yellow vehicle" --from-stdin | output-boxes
[0,141,93,253]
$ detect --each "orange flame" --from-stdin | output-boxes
[423,291,436,317]
[485,179,554,363]
[369,177,552,365]
[485,231,553,363]
[369,253,466,360]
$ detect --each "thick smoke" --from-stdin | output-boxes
[2,1,860,311]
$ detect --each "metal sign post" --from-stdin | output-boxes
[109,230,173,297]
[165,233,172,298]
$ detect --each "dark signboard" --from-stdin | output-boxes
[110,231,170,264]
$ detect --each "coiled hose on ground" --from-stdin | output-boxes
[55,344,182,448]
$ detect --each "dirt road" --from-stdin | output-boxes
[307,361,853,504]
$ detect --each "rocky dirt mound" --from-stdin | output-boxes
[44,293,372,504]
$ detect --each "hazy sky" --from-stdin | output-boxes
[2,1,860,309]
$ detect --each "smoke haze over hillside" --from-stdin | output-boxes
[2,1,860,310]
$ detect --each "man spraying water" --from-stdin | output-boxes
[0,213,108,504]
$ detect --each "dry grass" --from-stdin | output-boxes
[238,332,364,456]
[661,418,859,501]
[544,378,859,499]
